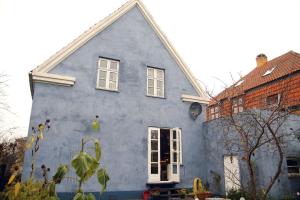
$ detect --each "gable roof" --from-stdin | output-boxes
[211,51,300,104]
[30,0,209,102]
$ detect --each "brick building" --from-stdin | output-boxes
[207,51,300,120]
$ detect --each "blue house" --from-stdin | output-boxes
[23,0,210,198]
[23,0,300,199]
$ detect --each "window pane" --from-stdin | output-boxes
[151,130,158,139]
[99,70,107,79]
[239,106,243,112]
[151,152,158,162]
[109,81,116,90]
[238,98,243,104]
[100,59,108,69]
[157,89,163,97]
[157,70,164,79]
[157,80,163,89]
[151,141,158,150]
[148,68,154,78]
[110,61,118,70]
[287,160,298,166]
[210,108,214,114]
[288,167,299,173]
[173,165,177,174]
[151,164,158,174]
[98,79,106,88]
[109,72,117,81]
[148,79,154,87]
[233,107,238,114]
[148,87,154,96]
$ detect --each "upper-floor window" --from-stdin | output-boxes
[147,67,164,98]
[232,97,243,114]
[210,106,220,120]
[286,157,300,177]
[97,58,119,91]
[266,94,280,107]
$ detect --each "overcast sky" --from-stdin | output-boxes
[0,0,299,137]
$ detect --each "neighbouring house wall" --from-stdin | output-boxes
[207,72,300,121]
[23,5,207,197]
[204,114,300,198]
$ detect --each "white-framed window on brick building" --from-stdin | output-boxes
[232,97,244,114]
[97,58,119,91]
[210,106,220,120]
[266,94,281,107]
[147,67,164,98]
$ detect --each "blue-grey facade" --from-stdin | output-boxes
[23,5,208,199]
[203,114,300,198]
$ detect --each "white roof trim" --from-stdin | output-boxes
[32,72,75,86]
[181,94,210,104]
[31,0,209,100]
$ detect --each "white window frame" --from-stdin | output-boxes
[147,67,165,98]
[96,58,119,91]
[232,97,244,114]
[147,127,181,183]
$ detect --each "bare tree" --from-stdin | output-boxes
[205,75,300,200]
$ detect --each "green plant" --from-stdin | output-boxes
[71,137,109,200]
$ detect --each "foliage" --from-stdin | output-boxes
[28,119,51,178]
[71,137,109,200]
[2,179,59,200]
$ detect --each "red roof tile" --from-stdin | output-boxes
[211,51,300,104]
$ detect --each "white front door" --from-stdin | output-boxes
[148,128,160,182]
[224,155,240,193]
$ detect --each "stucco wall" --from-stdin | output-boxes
[23,6,207,195]
[204,114,300,198]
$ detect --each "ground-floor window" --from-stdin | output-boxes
[286,157,300,177]
[148,127,182,183]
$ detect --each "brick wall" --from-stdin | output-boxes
[207,72,300,121]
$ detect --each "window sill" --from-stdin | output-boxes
[146,95,166,99]
[95,87,119,93]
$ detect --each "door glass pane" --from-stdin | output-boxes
[173,142,177,150]
[151,164,158,174]
[151,141,158,150]
[173,153,177,162]
[151,152,158,162]
[100,59,108,69]
[110,61,118,70]
[173,130,177,139]
[173,165,177,174]
[151,130,158,139]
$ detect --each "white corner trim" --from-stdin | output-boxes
[181,94,210,104]
[31,72,75,86]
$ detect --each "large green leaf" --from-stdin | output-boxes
[71,152,99,181]
[53,164,69,184]
[94,139,101,161]
[97,168,110,192]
